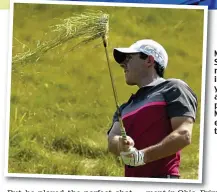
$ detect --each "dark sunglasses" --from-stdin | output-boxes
[121,53,139,64]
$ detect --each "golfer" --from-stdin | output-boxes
[107,39,198,178]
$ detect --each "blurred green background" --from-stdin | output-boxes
[9,3,204,179]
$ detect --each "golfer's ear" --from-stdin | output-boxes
[148,55,154,63]
[147,55,155,67]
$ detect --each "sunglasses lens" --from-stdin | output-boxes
[114,50,126,63]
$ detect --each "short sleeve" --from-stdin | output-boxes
[107,102,128,135]
[163,79,198,121]
[112,109,119,123]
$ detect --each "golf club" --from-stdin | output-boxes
[102,36,127,140]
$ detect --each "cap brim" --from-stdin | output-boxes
[113,48,139,64]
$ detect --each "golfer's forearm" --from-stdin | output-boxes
[142,129,191,163]
[108,136,120,156]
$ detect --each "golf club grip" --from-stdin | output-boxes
[117,109,127,140]
[119,118,127,140]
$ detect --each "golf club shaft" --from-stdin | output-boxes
[102,37,127,140]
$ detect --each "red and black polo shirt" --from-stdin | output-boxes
[108,78,198,178]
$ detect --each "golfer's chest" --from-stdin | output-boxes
[121,93,167,132]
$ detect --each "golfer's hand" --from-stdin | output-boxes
[118,136,134,152]
[120,147,145,167]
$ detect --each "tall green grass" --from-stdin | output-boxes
[8,3,204,179]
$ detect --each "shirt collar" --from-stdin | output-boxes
[141,77,166,87]
[130,77,166,100]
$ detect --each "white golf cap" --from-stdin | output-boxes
[113,39,168,69]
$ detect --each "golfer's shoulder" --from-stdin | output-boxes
[166,78,190,88]
[165,78,197,98]
[164,78,193,92]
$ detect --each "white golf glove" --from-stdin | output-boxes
[120,147,145,167]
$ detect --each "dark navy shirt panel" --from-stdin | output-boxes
[162,79,198,121]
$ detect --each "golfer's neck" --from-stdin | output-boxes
[137,74,160,88]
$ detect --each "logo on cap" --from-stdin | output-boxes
[139,45,165,67]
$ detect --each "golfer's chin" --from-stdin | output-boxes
[125,78,136,86]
